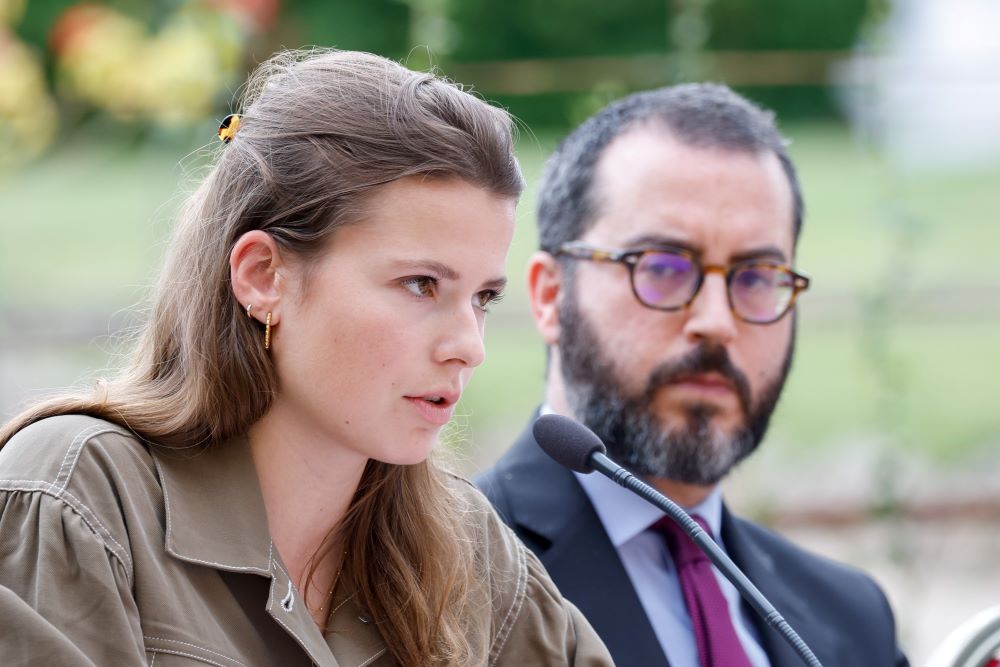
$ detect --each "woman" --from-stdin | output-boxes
[0,50,612,666]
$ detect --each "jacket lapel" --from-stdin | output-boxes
[721,507,836,667]
[489,423,670,667]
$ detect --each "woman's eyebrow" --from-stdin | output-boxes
[481,277,508,292]
[392,259,460,280]
[391,260,506,290]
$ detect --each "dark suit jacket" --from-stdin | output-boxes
[475,419,909,667]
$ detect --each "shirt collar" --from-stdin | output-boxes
[575,469,723,547]
[151,434,273,575]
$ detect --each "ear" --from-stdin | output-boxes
[230,230,286,324]
[526,251,564,346]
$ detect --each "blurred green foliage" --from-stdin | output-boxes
[707,0,868,50]
[283,0,409,59]
[446,0,870,126]
[448,0,869,58]
[14,0,67,50]
[449,0,667,59]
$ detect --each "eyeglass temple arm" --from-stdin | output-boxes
[556,243,630,263]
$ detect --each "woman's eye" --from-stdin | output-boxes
[474,290,505,312]
[401,276,437,298]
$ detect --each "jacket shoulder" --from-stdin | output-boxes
[1,414,157,485]
[444,473,531,656]
[472,460,514,525]
[446,473,614,665]
[446,472,518,548]
[0,414,152,484]
[0,415,162,575]
[735,515,886,596]
[730,513,904,659]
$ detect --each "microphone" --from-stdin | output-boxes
[533,413,823,667]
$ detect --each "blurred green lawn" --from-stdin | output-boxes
[2,123,998,461]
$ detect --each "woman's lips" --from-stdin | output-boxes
[405,396,456,425]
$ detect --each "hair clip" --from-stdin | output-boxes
[218,114,242,144]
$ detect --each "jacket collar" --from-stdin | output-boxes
[152,435,273,575]
[152,435,388,667]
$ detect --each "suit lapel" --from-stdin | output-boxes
[493,424,670,667]
[721,507,836,667]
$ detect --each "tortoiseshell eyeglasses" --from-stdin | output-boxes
[554,241,810,325]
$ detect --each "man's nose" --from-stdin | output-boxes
[682,271,737,346]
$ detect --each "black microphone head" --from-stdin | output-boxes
[533,414,607,473]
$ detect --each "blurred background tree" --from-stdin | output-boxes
[1,1,998,662]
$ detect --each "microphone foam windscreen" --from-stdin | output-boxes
[532,414,607,473]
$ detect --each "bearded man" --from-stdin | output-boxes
[476,84,908,667]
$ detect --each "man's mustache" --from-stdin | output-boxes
[642,343,753,415]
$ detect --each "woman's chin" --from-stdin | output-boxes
[371,438,438,467]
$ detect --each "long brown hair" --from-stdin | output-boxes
[1,49,524,665]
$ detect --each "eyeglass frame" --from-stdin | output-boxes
[552,241,811,325]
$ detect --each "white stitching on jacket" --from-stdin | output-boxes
[143,636,247,666]
[48,424,116,494]
[489,540,528,664]
[145,648,226,667]
[152,455,269,574]
[58,424,118,492]
[59,487,134,574]
[358,647,388,666]
[266,571,319,664]
[0,481,133,580]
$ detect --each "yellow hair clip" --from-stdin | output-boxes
[218,114,242,144]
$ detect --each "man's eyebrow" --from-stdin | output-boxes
[621,235,788,263]
[622,233,698,253]
[730,246,788,263]
[392,259,460,280]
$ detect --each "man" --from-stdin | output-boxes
[476,84,908,666]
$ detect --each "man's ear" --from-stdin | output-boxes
[230,230,286,324]
[526,251,563,346]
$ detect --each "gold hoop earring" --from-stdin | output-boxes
[246,303,253,318]
[264,312,272,351]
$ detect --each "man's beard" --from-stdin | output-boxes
[558,292,794,486]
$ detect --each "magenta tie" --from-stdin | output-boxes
[652,515,754,667]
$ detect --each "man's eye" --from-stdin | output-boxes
[401,276,437,298]
[735,268,772,290]
[475,289,505,312]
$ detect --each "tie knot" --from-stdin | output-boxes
[651,514,712,568]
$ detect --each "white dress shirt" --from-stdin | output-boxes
[574,469,771,667]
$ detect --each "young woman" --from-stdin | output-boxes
[0,50,612,666]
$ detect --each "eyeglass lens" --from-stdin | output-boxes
[633,252,699,308]
[633,251,796,322]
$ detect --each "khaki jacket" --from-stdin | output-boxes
[0,415,613,666]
